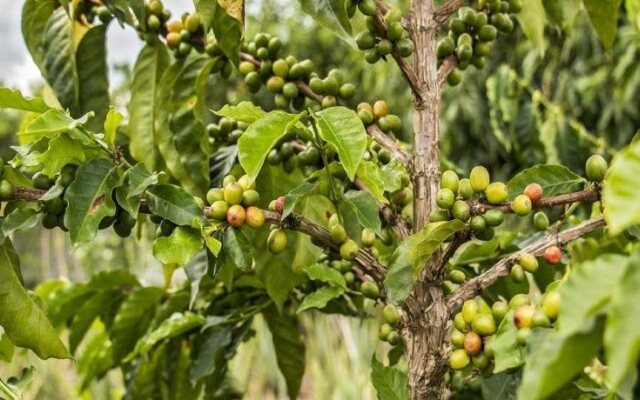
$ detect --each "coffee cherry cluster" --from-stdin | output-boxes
[439,0,521,86]
[328,214,361,261]
[266,139,324,176]
[207,117,248,146]
[30,164,77,231]
[354,7,414,64]
[238,33,357,111]
[164,12,207,58]
[72,0,114,25]
[378,303,402,346]
[0,158,14,202]
[356,100,402,135]
[206,174,265,229]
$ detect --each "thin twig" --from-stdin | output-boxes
[437,56,457,90]
[433,0,464,26]
[446,217,606,312]
[468,187,600,215]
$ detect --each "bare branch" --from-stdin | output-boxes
[367,124,413,168]
[433,0,464,26]
[447,217,606,312]
[437,56,457,90]
[468,187,600,215]
[263,210,387,281]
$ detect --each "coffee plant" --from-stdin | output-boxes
[1,0,639,398]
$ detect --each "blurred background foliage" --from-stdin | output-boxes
[1,0,639,398]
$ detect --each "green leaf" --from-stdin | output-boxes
[189,325,232,383]
[2,208,40,237]
[76,25,109,130]
[145,184,205,226]
[297,0,353,42]
[184,251,209,309]
[43,8,80,115]
[238,111,299,180]
[604,142,640,234]
[517,321,604,400]
[128,44,170,171]
[517,0,546,55]
[356,161,387,203]
[22,0,57,71]
[63,158,122,245]
[384,221,466,304]
[110,287,164,363]
[303,263,347,289]
[222,228,252,270]
[128,312,204,360]
[263,306,306,399]
[583,0,623,48]
[297,286,344,313]
[558,253,628,336]
[215,102,266,123]
[75,322,115,390]
[0,330,15,363]
[0,88,51,113]
[452,237,500,265]
[0,241,70,359]
[542,0,581,30]
[493,310,525,372]
[370,357,409,400]
[605,250,640,395]
[195,0,243,65]
[68,290,122,354]
[103,107,123,148]
[313,107,367,181]
[507,164,585,201]
[153,227,203,266]
[37,133,85,176]
[343,190,381,233]
[169,343,203,400]
[283,182,316,219]
[115,163,160,218]
[127,343,165,399]
[210,145,238,187]
[18,109,88,144]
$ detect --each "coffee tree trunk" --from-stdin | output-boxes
[405,0,450,398]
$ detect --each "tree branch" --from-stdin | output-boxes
[366,124,413,168]
[437,56,457,90]
[7,187,388,283]
[371,2,422,99]
[263,210,387,282]
[433,0,464,26]
[468,187,600,215]
[447,216,606,312]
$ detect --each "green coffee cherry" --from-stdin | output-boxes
[532,310,550,328]
[519,253,538,273]
[361,281,380,299]
[330,223,348,244]
[516,327,531,345]
[470,166,490,192]
[268,229,288,254]
[358,0,377,16]
[32,172,53,190]
[441,170,459,192]
[512,194,532,216]
[454,312,468,332]
[470,216,486,234]
[491,301,509,322]
[339,83,356,99]
[0,180,14,201]
[272,59,289,77]
[395,38,414,57]
[430,209,450,222]
[340,239,359,260]
[356,31,377,50]
[451,200,471,222]
[483,208,504,226]
[437,37,455,59]
[533,211,549,231]
[472,353,490,369]
[223,182,244,205]
[485,182,508,204]
[471,313,496,336]
[379,323,393,340]
[457,178,473,200]
[451,329,465,348]
[209,201,229,220]
[361,228,376,247]
[462,300,478,324]
[450,349,470,370]
[585,154,607,182]
[478,25,497,42]
[382,304,401,325]
[242,190,260,206]
[510,264,525,282]
[436,188,456,209]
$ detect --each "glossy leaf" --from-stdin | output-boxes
[263,306,306,399]
[63,158,122,245]
[128,44,170,171]
[343,190,381,233]
[2,208,40,237]
[21,0,57,71]
[604,142,640,234]
[76,25,110,131]
[517,321,604,400]
[0,241,70,359]
[583,0,623,48]
[0,88,50,113]
[370,357,409,400]
[356,161,387,203]
[69,290,122,354]
[507,164,585,200]
[493,310,524,372]
[43,8,79,115]
[238,111,299,180]
[189,325,232,383]
[103,107,122,148]
[145,184,205,226]
[222,227,252,270]
[313,107,367,181]
[115,163,160,217]
[128,312,205,360]
[282,182,316,219]
[297,286,343,313]
[297,0,353,42]
[384,221,466,304]
[37,133,85,176]
[215,102,266,123]
[517,0,546,55]
[195,0,243,64]
[18,109,88,144]
[153,227,203,266]
[303,263,347,289]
